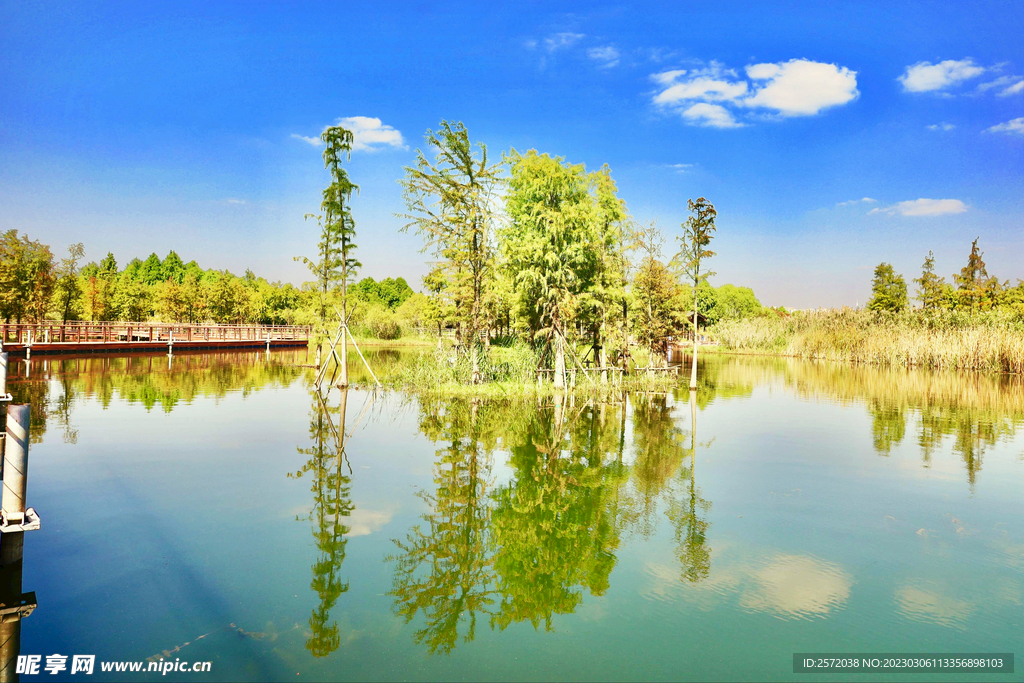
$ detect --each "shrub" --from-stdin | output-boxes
[364,307,401,340]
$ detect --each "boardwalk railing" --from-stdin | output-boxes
[1,321,310,346]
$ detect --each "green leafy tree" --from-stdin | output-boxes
[156,278,187,322]
[204,270,243,323]
[139,252,164,285]
[180,271,206,323]
[350,276,414,310]
[0,230,55,323]
[585,165,629,374]
[953,238,1004,311]
[1003,280,1024,315]
[631,221,681,361]
[675,198,717,390]
[80,252,119,321]
[161,250,186,283]
[112,276,152,322]
[715,284,760,319]
[421,265,456,335]
[53,242,86,322]
[914,251,946,310]
[501,150,598,388]
[867,262,908,312]
[399,121,503,382]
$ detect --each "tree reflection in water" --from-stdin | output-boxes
[387,397,499,654]
[290,388,354,657]
[387,392,705,654]
[489,395,629,631]
[666,393,711,584]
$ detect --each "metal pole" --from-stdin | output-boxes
[2,406,30,519]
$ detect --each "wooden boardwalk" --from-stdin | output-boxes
[0,321,310,356]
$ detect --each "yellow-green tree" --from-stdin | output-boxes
[501,150,599,388]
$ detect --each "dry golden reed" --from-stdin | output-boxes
[714,309,1024,374]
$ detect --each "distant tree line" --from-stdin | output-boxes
[868,238,1024,314]
[0,229,415,327]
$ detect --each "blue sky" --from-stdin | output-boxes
[1,1,1022,307]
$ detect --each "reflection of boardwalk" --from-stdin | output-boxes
[1,321,310,356]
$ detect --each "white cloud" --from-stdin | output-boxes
[336,116,405,151]
[543,32,584,52]
[654,75,748,104]
[926,122,955,131]
[587,45,620,68]
[977,75,1024,96]
[999,80,1024,96]
[871,198,968,217]
[290,133,322,147]
[744,59,859,116]
[224,198,246,205]
[682,103,743,128]
[986,117,1024,135]
[644,47,679,64]
[898,59,985,92]
[653,69,686,86]
[670,163,695,172]
[836,197,877,206]
[291,117,405,152]
[650,58,857,126]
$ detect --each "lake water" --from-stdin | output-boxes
[4,349,1022,681]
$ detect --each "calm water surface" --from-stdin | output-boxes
[6,349,1023,681]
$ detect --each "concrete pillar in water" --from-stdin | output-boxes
[0,531,25,683]
[2,406,30,520]
[0,405,35,683]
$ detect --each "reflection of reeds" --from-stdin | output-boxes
[715,309,1024,373]
[705,354,1023,486]
[709,354,1024,418]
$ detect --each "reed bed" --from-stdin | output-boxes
[713,308,1024,373]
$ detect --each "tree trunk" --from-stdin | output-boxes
[690,389,697,471]
[554,330,566,389]
[340,327,349,387]
[471,343,480,384]
[340,276,349,388]
[690,308,698,391]
[338,387,348,457]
